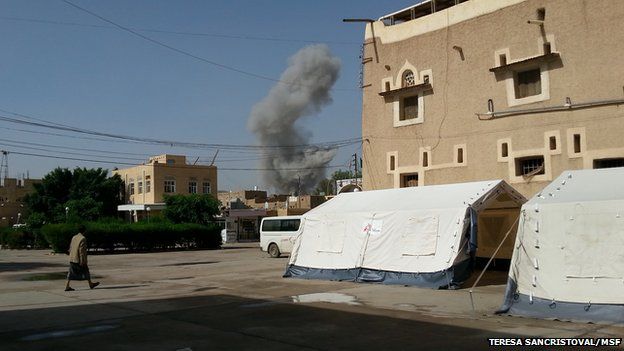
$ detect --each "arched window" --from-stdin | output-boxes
[402,70,415,87]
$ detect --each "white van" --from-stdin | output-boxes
[260,216,302,258]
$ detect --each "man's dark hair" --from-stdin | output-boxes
[78,224,86,233]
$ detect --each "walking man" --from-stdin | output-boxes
[65,224,99,291]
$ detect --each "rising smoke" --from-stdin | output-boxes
[247,44,341,194]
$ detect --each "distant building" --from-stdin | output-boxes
[0,178,41,227]
[218,189,327,242]
[286,195,326,211]
[361,0,624,198]
[219,189,326,211]
[113,154,217,220]
[218,190,268,209]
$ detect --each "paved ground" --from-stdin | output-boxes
[0,244,622,350]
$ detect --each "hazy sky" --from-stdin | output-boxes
[1,0,416,192]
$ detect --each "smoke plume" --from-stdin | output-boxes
[248,44,341,194]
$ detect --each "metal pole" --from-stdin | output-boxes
[468,214,520,315]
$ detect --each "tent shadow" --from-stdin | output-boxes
[0,294,539,350]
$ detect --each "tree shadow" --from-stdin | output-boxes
[0,262,65,273]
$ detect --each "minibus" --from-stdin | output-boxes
[259,216,302,258]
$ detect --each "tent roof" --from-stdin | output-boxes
[528,167,624,205]
[309,180,525,214]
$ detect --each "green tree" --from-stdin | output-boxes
[314,169,363,196]
[331,169,361,181]
[163,194,220,225]
[314,178,334,196]
[25,167,124,223]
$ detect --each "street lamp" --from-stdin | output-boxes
[17,212,21,224]
[65,206,69,221]
[146,206,151,223]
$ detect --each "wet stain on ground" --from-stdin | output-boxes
[20,272,104,281]
[164,276,195,281]
[160,261,218,267]
[20,324,119,341]
[95,284,149,290]
[21,272,68,281]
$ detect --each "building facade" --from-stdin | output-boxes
[0,178,40,227]
[113,154,218,217]
[361,0,624,198]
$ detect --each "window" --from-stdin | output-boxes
[514,68,542,99]
[262,220,280,232]
[146,179,151,193]
[402,70,415,87]
[400,96,419,121]
[515,156,545,176]
[385,81,391,92]
[593,158,624,169]
[164,180,176,193]
[401,173,418,187]
[422,152,429,167]
[501,143,509,157]
[138,181,143,194]
[261,219,301,232]
[499,54,507,66]
[202,181,211,194]
[188,181,197,194]
[390,156,396,171]
[281,219,301,231]
[549,136,557,150]
[457,148,464,164]
[573,134,582,153]
[128,179,135,195]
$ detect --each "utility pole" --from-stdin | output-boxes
[352,153,358,180]
[0,151,8,187]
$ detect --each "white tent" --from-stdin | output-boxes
[284,180,525,288]
[498,168,624,323]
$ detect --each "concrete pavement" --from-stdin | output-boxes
[0,244,622,350]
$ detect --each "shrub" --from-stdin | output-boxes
[41,223,77,253]
[0,227,49,249]
[41,221,221,253]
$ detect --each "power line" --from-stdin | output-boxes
[5,149,346,171]
[62,0,359,92]
[0,126,304,157]
[0,137,149,156]
[0,110,362,151]
[0,15,361,45]
[0,140,146,162]
[0,137,289,163]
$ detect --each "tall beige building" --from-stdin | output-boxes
[361,0,624,198]
[113,154,217,217]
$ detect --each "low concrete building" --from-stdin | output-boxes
[113,154,217,220]
[218,190,268,209]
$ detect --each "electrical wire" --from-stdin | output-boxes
[62,0,359,92]
[0,110,362,151]
[0,15,361,45]
[4,149,346,171]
